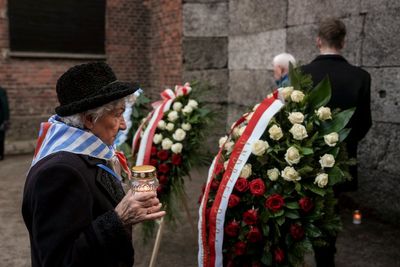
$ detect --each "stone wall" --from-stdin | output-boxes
[182,0,400,223]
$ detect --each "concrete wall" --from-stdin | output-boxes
[182,0,400,223]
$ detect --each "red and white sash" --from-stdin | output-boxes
[198,90,284,267]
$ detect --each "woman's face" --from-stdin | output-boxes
[85,103,126,146]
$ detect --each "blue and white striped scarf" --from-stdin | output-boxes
[32,115,115,167]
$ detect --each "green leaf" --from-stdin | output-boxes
[339,128,352,142]
[303,183,326,196]
[307,76,331,110]
[285,210,300,219]
[288,62,300,89]
[306,223,322,238]
[286,201,300,209]
[276,215,286,226]
[271,209,284,217]
[320,108,355,135]
[297,165,314,176]
[261,252,272,266]
[295,182,302,192]
[328,166,345,185]
[300,147,314,155]
[262,224,270,236]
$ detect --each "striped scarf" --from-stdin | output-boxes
[32,115,116,167]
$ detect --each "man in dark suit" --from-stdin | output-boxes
[0,86,10,160]
[301,18,372,267]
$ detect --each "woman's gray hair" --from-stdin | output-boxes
[273,53,296,70]
[59,94,136,128]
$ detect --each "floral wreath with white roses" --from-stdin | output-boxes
[199,66,355,267]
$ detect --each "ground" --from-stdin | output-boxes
[1,154,399,267]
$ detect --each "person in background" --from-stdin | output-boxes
[22,62,166,267]
[0,86,10,160]
[273,52,297,87]
[301,17,372,267]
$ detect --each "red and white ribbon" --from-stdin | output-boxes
[133,84,191,166]
[198,90,284,267]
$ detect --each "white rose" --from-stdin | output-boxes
[245,112,254,122]
[219,136,228,148]
[173,128,186,141]
[290,90,305,103]
[267,168,280,181]
[269,124,283,140]
[166,123,175,131]
[314,173,329,188]
[289,124,308,140]
[224,141,235,153]
[251,140,269,156]
[281,86,294,100]
[157,120,166,130]
[240,164,252,179]
[285,146,301,165]
[238,126,247,136]
[153,133,163,144]
[232,127,241,139]
[316,106,332,121]
[181,122,192,131]
[182,105,193,115]
[324,132,339,147]
[252,103,260,111]
[161,138,173,150]
[173,102,183,111]
[288,112,304,124]
[171,143,183,154]
[319,154,335,168]
[168,110,179,122]
[187,99,198,109]
[224,160,229,170]
[281,166,301,182]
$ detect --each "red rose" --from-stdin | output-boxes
[243,209,258,225]
[234,241,246,255]
[249,178,266,196]
[228,194,240,208]
[158,163,170,173]
[247,227,262,243]
[151,146,158,156]
[225,220,240,237]
[158,175,168,185]
[150,158,158,167]
[251,262,261,267]
[215,162,224,175]
[274,248,285,263]
[234,177,249,193]
[157,150,169,161]
[211,179,220,191]
[171,153,182,165]
[290,223,305,240]
[299,197,314,213]
[265,193,285,212]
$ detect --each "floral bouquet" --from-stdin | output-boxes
[132,82,212,235]
[198,67,355,267]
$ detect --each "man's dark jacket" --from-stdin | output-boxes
[22,152,134,267]
[301,55,372,192]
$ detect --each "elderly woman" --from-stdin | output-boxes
[22,62,165,267]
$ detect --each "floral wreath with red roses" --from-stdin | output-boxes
[200,66,355,266]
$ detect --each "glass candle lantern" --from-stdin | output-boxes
[131,165,159,193]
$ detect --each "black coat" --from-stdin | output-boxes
[22,152,134,267]
[301,55,372,191]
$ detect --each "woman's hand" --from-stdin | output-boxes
[115,190,166,226]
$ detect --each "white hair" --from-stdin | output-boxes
[59,94,136,128]
[273,53,296,70]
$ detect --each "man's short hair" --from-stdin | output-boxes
[318,18,346,49]
[273,53,296,70]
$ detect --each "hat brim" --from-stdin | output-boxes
[55,81,140,116]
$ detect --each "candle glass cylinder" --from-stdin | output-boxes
[353,210,362,224]
[131,165,159,193]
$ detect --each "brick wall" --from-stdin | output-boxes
[0,0,183,154]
